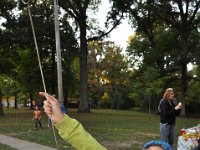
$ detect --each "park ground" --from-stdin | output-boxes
[0,108,199,150]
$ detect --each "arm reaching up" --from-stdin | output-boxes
[39,92,107,150]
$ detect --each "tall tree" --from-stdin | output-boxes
[59,0,123,112]
[88,41,130,109]
[87,41,103,108]
[156,0,200,116]
[112,0,200,115]
[100,42,129,109]
[16,0,78,105]
[0,0,17,116]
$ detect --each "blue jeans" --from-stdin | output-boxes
[35,118,42,128]
[48,117,52,127]
[160,123,175,146]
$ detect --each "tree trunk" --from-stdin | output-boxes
[180,38,189,116]
[0,91,4,116]
[78,16,90,113]
[180,62,187,116]
[30,94,33,109]
[15,94,17,109]
[6,97,9,110]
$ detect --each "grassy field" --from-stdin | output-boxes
[0,143,17,150]
[0,108,199,150]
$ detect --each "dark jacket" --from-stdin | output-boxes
[160,99,181,125]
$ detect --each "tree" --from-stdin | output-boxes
[0,76,19,110]
[87,41,103,108]
[112,0,200,115]
[59,0,123,112]
[88,41,130,109]
[186,66,200,114]
[153,0,200,116]
[100,42,129,109]
[14,0,78,107]
[0,0,17,116]
[127,25,187,110]
[111,0,172,110]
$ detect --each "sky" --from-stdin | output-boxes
[97,1,134,50]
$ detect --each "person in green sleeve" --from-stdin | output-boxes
[39,92,107,150]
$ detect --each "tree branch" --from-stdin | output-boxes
[87,13,124,42]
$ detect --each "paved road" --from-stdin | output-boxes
[0,134,57,150]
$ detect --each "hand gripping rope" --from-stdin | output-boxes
[21,0,58,148]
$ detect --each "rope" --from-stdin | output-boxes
[21,0,30,5]
[22,0,58,148]
[22,0,47,93]
[51,117,58,149]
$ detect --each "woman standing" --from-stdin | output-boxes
[160,88,182,146]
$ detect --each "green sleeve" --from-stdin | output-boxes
[55,114,107,150]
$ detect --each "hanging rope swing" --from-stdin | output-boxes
[22,0,58,149]
[21,0,47,93]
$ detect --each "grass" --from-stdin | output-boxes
[0,143,17,150]
[0,108,199,150]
